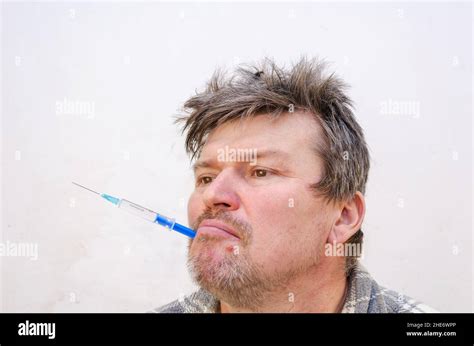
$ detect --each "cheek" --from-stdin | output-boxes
[247,187,301,249]
[187,192,202,228]
[247,185,324,260]
[250,185,306,232]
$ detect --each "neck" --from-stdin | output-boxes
[219,261,348,313]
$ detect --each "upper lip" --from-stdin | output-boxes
[198,219,240,239]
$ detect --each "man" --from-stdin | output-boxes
[152,57,436,313]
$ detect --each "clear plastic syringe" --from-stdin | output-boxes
[73,182,196,238]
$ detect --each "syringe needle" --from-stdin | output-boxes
[72,182,101,196]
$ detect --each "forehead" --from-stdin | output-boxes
[200,111,324,157]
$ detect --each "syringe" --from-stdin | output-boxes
[72,182,196,238]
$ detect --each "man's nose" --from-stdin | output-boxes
[202,168,240,211]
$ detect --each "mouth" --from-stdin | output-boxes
[197,219,240,240]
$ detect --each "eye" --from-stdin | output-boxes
[251,169,270,178]
[197,176,214,186]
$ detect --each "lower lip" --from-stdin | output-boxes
[197,226,239,240]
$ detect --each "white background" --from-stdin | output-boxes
[1,1,472,312]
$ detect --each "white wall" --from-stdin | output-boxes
[1,1,472,312]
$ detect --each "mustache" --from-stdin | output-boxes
[192,208,252,245]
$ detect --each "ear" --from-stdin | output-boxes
[327,191,366,244]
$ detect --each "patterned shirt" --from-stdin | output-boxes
[150,263,438,313]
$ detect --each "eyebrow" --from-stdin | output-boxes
[192,149,290,173]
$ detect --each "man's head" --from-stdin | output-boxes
[177,57,370,310]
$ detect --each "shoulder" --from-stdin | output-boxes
[148,299,186,313]
[378,287,439,313]
[147,289,219,313]
[343,263,439,313]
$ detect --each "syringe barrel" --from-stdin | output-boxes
[118,199,196,238]
[118,199,158,222]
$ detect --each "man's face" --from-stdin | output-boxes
[187,112,336,309]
